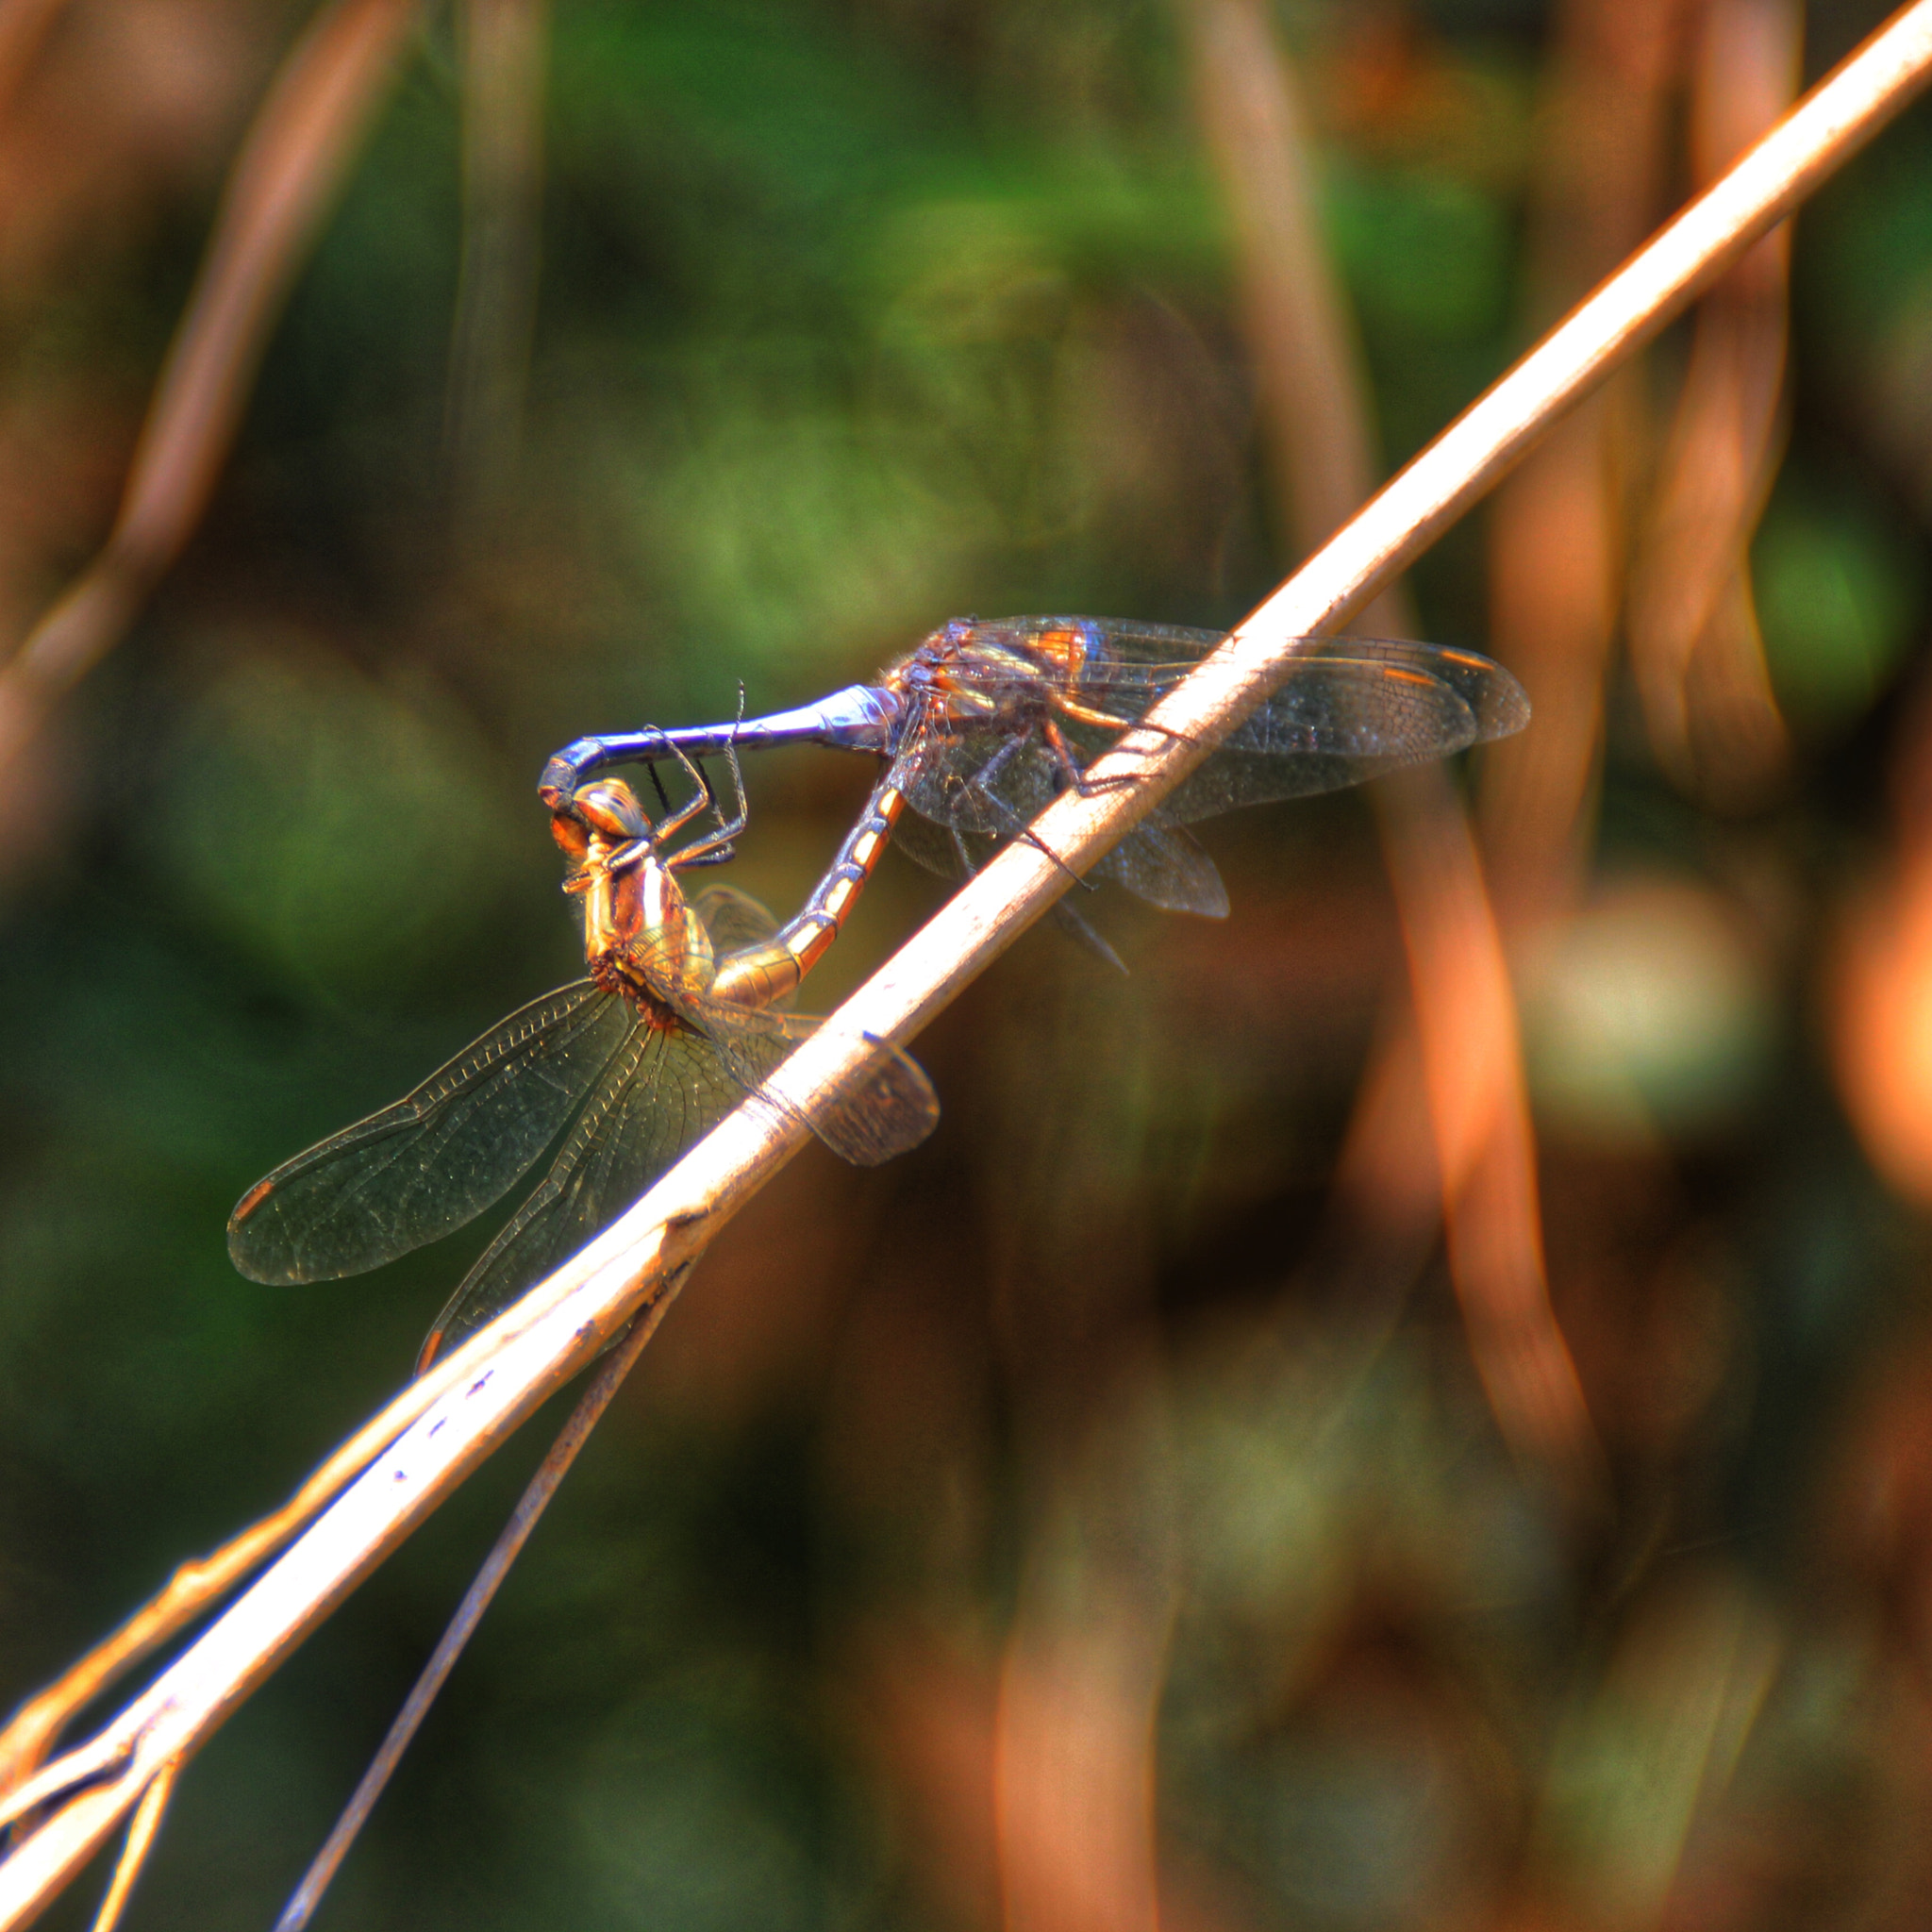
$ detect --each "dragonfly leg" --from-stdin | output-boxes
[942,732,1101,898]
[1048,898,1127,974]
[1045,711,1189,809]
[641,758,675,818]
[644,692,747,850]
[949,823,979,878]
[1014,820,1094,891]
[951,728,1031,827]
[651,754,717,843]
[1053,691,1146,734]
[561,834,657,895]
[668,706,751,867]
[1039,715,1137,803]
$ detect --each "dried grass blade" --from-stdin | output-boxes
[82,1757,176,1932]
[0,0,423,779]
[1182,0,1595,1486]
[446,0,550,519]
[272,1275,679,1932]
[0,1245,605,1804]
[1628,0,1802,800]
[1480,0,1684,913]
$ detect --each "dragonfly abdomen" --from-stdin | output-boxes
[709,768,908,1008]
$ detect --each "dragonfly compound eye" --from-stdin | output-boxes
[569,780,653,842]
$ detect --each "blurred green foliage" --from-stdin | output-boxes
[2,1,1931,1928]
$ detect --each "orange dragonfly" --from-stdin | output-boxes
[228,758,938,1370]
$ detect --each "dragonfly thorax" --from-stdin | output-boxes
[560,835,711,1033]
[886,616,1107,722]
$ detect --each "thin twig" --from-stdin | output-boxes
[272,1274,681,1932]
[446,0,550,521]
[83,1755,177,1932]
[1479,0,1685,916]
[0,1295,572,1802]
[0,0,423,782]
[1627,0,1800,797]
[1380,761,1598,1491]
[1181,0,1407,633]
[1184,0,1600,1494]
[1,8,1928,1922]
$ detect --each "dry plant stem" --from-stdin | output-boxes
[994,1532,1174,1932]
[446,0,549,515]
[1628,0,1800,796]
[0,1292,572,1799]
[954,15,1428,1922]
[0,1218,708,1926]
[4,9,1931,1922]
[1410,785,1600,1499]
[1180,0,1406,641]
[0,0,421,780]
[0,0,68,120]
[273,1283,676,1932]
[82,1755,176,1932]
[1381,763,1597,1490]
[1480,0,1686,917]
[1185,0,1594,1487]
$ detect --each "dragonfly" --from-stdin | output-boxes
[539,615,1531,963]
[229,756,940,1372]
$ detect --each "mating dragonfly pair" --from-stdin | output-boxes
[229,618,1529,1368]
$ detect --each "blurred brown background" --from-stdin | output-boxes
[5,0,1932,1926]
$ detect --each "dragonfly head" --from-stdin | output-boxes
[551,779,655,890]
[570,779,654,841]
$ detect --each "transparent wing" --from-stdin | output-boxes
[1159,640,1530,820]
[1094,819,1229,917]
[418,1006,939,1369]
[933,619,1529,721]
[228,983,632,1286]
[689,883,779,955]
[888,810,1139,962]
[935,615,1223,680]
[417,1020,747,1366]
[691,882,798,1012]
[901,719,1231,917]
[700,1003,941,1168]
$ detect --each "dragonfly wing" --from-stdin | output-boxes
[903,730,1058,836]
[1157,641,1530,820]
[692,883,801,1012]
[690,883,779,953]
[899,729,1228,920]
[698,1003,940,1167]
[228,983,632,1286]
[892,808,1132,964]
[897,627,1525,904]
[780,1015,940,1166]
[891,806,977,881]
[418,1020,744,1367]
[1093,817,1230,917]
[938,616,1222,680]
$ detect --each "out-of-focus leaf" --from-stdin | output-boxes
[1322,158,1510,341]
[1753,482,1920,728]
[142,636,522,1004]
[1524,877,1776,1144]
[564,1677,852,1932]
